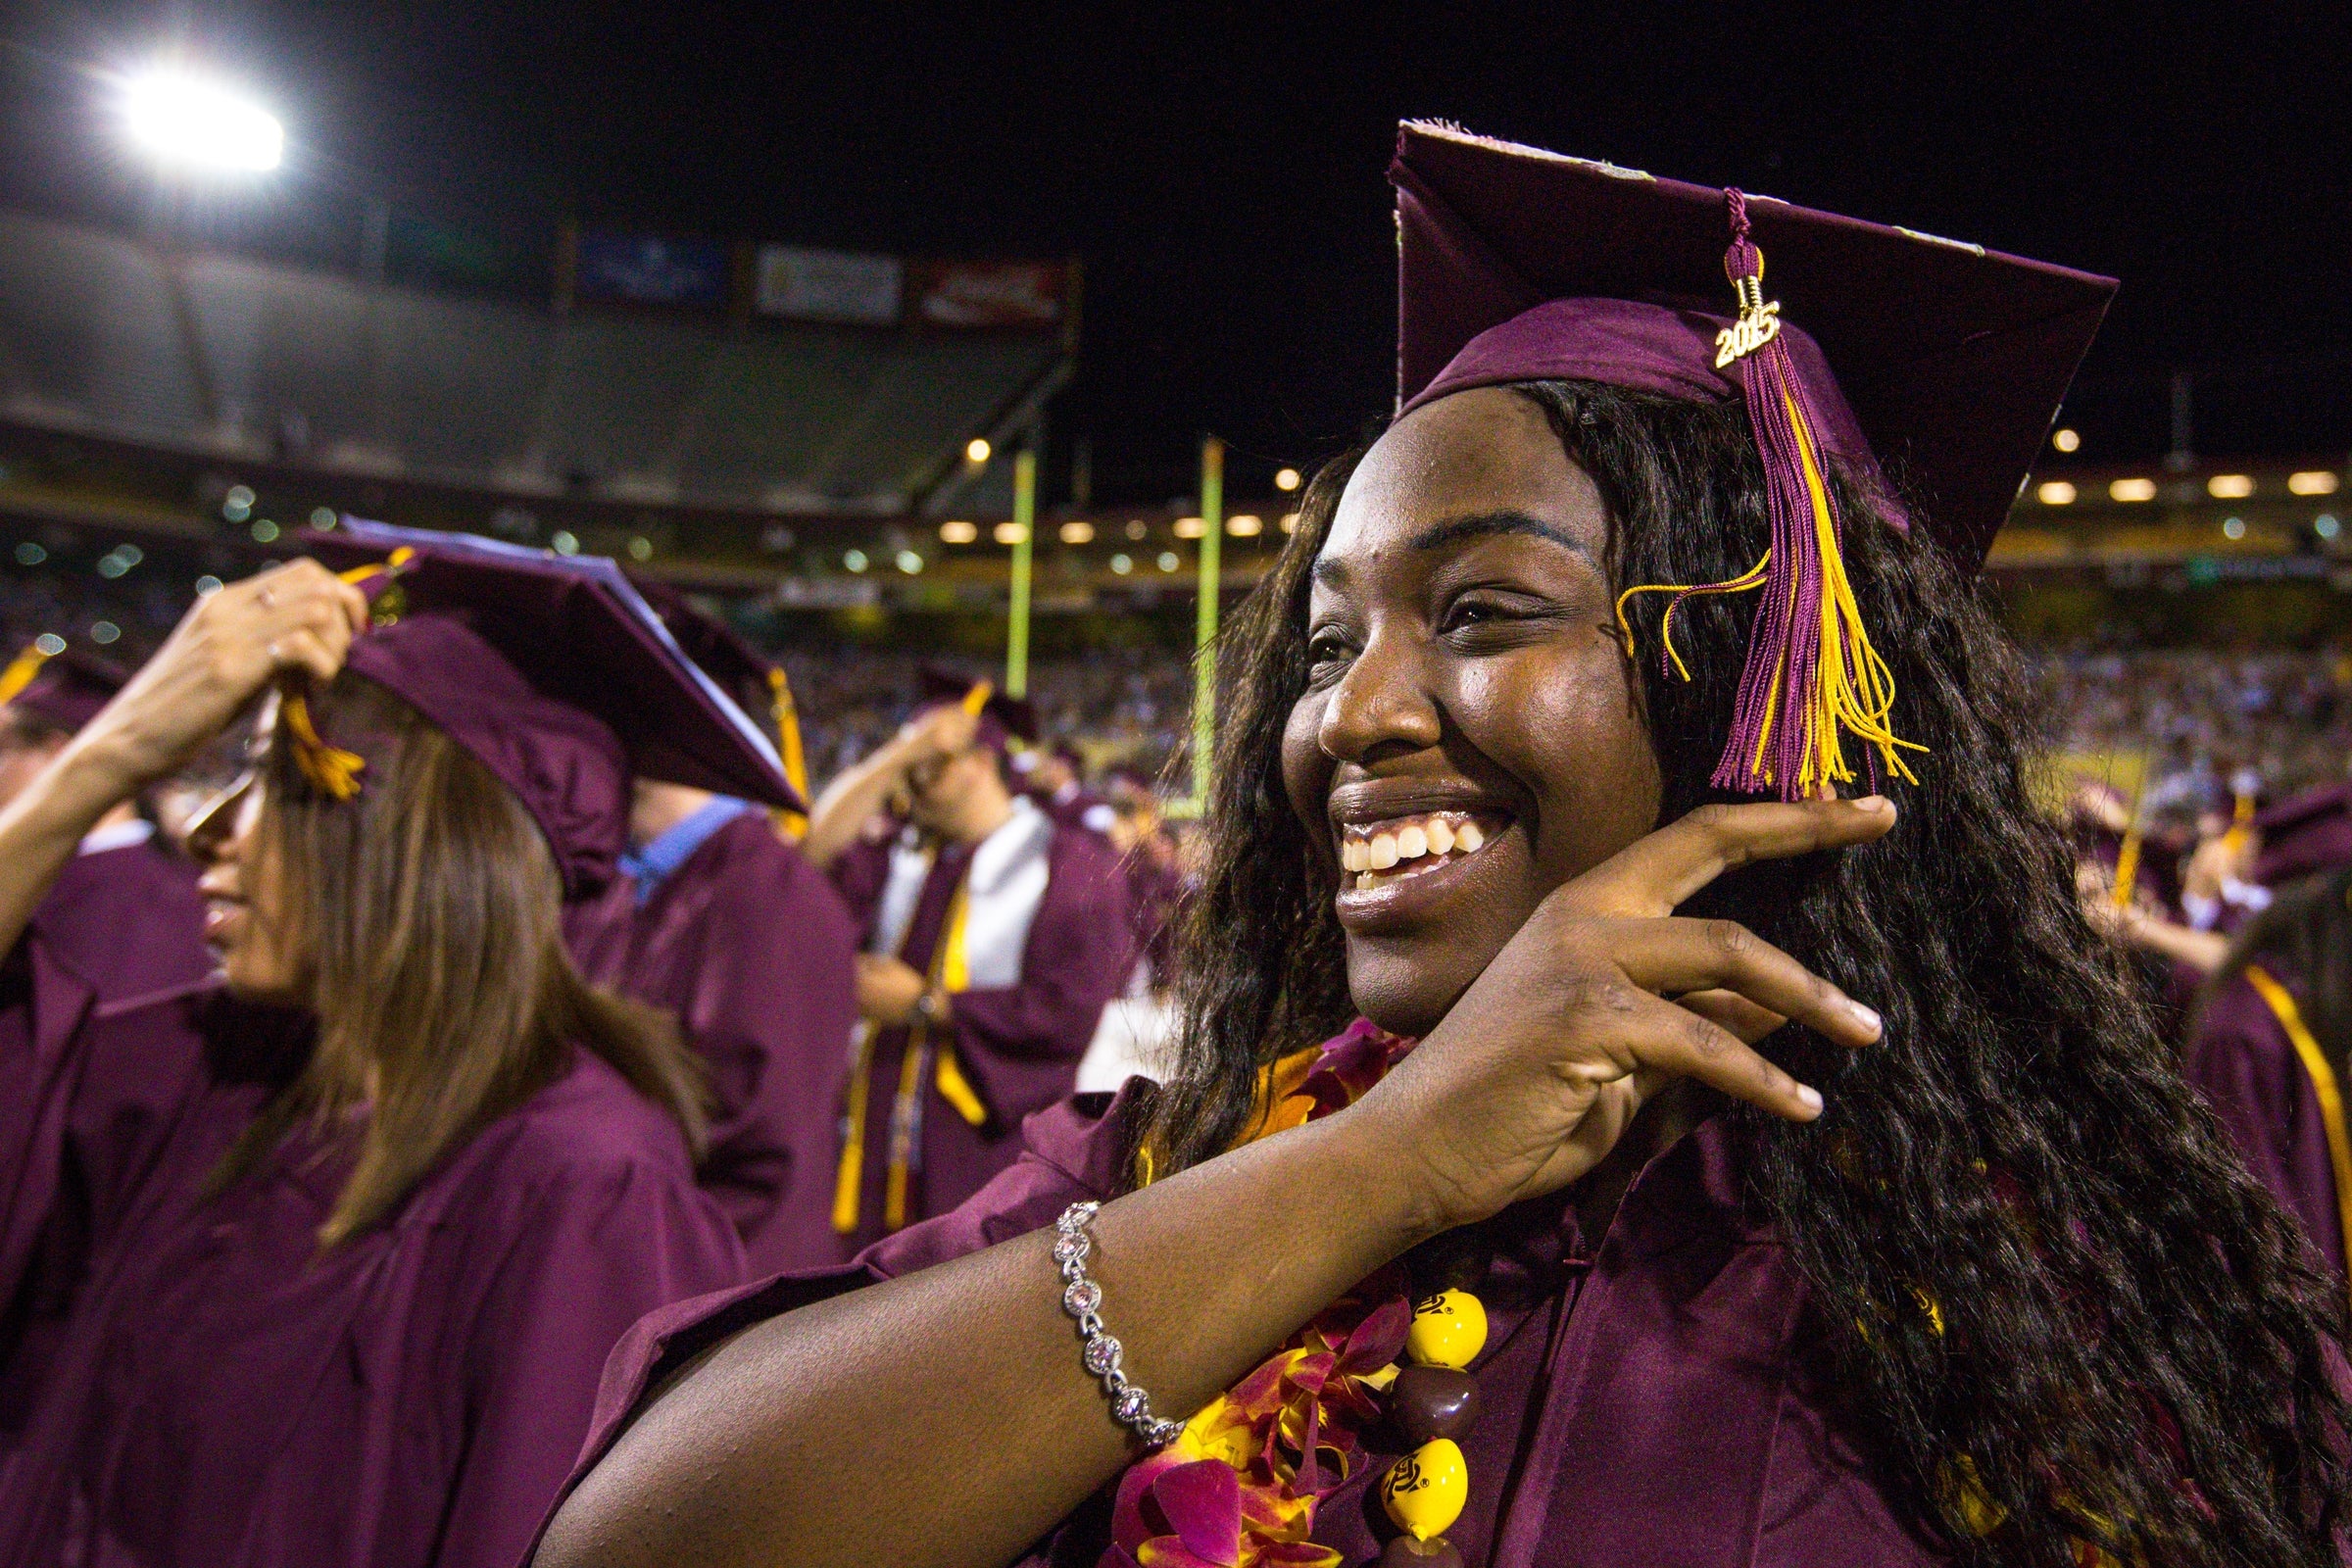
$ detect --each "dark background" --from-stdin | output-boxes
[0,1,2345,502]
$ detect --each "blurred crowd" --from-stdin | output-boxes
[2035,645,2352,805]
[16,557,2352,823]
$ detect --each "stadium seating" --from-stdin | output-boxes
[0,211,1064,515]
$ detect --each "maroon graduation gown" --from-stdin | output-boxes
[0,840,214,1436]
[0,991,743,1567]
[829,822,1134,1247]
[2183,966,2349,1281]
[533,1081,1939,1567]
[565,811,862,1272]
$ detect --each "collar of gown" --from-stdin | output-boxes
[619,797,757,906]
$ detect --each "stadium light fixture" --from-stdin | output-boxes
[1274,466,1302,492]
[2207,473,2254,499]
[1280,513,1299,534]
[2289,471,2341,496]
[2051,428,2080,454]
[1173,515,1205,539]
[1226,514,1263,537]
[2109,477,2157,503]
[939,520,979,545]
[2035,481,2077,506]
[122,70,284,172]
[965,438,993,466]
[993,522,1028,546]
[1058,520,1095,544]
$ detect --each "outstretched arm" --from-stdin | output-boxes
[534,799,1893,1568]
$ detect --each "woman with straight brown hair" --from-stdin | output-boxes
[0,526,776,1568]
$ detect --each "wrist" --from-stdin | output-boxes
[1299,1107,1452,1256]
[31,730,147,833]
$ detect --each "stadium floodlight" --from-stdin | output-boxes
[122,71,284,172]
[964,438,992,466]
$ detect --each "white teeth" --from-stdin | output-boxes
[1337,810,1503,890]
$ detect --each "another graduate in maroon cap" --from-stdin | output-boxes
[800,666,1133,1247]
[564,580,862,1273]
[534,126,2342,1568]
[0,530,754,1568]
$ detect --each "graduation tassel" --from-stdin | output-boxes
[1618,192,1924,801]
[281,548,420,802]
[768,667,810,840]
[0,641,52,705]
[281,691,368,801]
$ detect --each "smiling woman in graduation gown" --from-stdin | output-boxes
[532,128,2347,1568]
[0,528,766,1568]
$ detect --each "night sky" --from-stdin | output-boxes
[0,1,2346,504]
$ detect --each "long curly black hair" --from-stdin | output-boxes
[1147,381,2350,1563]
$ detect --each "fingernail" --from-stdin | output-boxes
[1794,1084,1824,1113]
[1847,1001,1882,1036]
[1854,795,1892,812]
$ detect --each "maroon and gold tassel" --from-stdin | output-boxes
[1616,190,1924,800]
[279,547,418,802]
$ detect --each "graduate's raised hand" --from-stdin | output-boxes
[75,560,369,791]
[1353,796,1893,1232]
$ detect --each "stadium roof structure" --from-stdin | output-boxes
[0,210,1070,522]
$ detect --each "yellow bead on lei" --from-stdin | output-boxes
[1381,1437,1469,1542]
[1403,1288,1487,1370]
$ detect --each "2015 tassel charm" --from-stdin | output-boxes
[1616,190,1925,801]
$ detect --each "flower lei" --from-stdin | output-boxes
[1106,1021,1415,1568]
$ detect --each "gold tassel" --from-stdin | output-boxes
[281,692,367,801]
[768,666,809,840]
[0,642,52,705]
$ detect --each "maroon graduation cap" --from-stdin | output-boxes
[296,518,798,894]
[2254,783,2352,887]
[627,577,809,813]
[2,645,130,734]
[1392,122,2116,800]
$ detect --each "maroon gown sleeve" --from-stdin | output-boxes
[948,830,1136,1128]
[441,1153,744,1568]
[0,846,215,1320]
[2182,973,2348,1279]
[825,833,897,942]
[525,1083,1148,1564]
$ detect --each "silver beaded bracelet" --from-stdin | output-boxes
[1054,1200,1185,1448]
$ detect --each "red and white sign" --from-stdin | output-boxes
[911,262,1067,329]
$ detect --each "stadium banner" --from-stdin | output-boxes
[571,230,729,307]
[909,261,1068,329]
[756,245,904,325]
